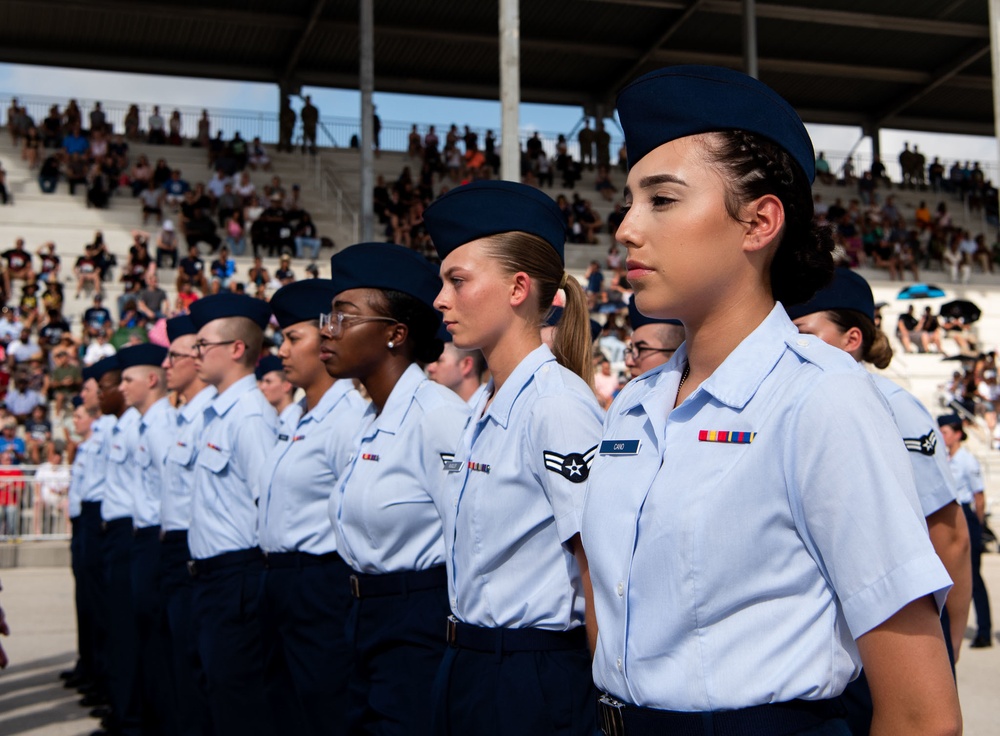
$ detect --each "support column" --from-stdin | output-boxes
[743,0,758,79]
[989,0,1000,216]
[499,0,520,182]
[359,0,375,242]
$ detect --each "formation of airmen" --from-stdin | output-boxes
[62,65,978,736]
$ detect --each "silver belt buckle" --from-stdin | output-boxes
[349,574,361,598]
[446,614,458,646]
[598,693,626,736]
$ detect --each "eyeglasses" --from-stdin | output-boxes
[192,339,237,358]
[625,341,676,361]
[319,311,397,338]
[166,350,197,365]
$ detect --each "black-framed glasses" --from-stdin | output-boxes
[319,311,397,338]
[625,341,676,361]
[166,350,197,365]
[192,339,237,358]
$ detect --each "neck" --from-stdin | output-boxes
[215,367,252,395]
[138,390,166,415]
[181,379,209,404]
[274,395,294,415]
[676,285,775,403]
[303,373,336,412]
[947,443,960,457]
[362,357,411,414]
[481,322,541,394]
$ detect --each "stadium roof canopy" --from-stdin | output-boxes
[2,0,995,136]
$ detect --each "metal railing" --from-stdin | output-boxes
[315,157,360,244]
[0,464,73,541]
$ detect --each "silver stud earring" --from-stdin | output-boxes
[387,341,395,349]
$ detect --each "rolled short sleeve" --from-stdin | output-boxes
[786,372,952,638]
[528,394,603,543]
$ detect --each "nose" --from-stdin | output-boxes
[433,285,449,313]
[615,206,638,249]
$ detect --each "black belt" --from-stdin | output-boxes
[349,565,447,599]
[446,615,586,654]
[188,547,263,577]
[133,525,161,539]
[160,529,188,544]
[101,517,133,533]
[81,501,102,513]
[264,551,342,569]
[597,693,845,736]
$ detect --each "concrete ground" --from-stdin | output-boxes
[0,557,997,735]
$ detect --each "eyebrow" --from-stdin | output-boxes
[623,173,689,200]
[331,300,358,311]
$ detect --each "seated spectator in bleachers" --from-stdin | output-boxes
[35,243,60,286]
[148,105,166,145]
[560,156,581,189]
[533,151,553,188]
[18,283,40,330]
[252,195,291,257]
[176,244,208,295]
[61,123,88,161]
[3,240,35,296]
[109,133,129,171]
[940,312,977,355]
[206,168,231,204]
[284,184,305,222]
[5,373,44,424]
[116,279,141,320]
[973,233,993,274]
[815,151,835,185]
[65,154,88,197]
[294,212,321,259]
[275,255,295,286]
[209,246,236,294]
[584,261,605,309]
[38,308,70,352]
[593,358,619,410]
[41,282,63,317]
[235,170,256,203]
[82,294,112,339]
[122,231,154,288]
[216,183,241,229]
[139,180,164,225]
[7,328,41,365]
[38,154,60,194]
[73,246,102,298]
[136,273,168,321]
[23,405,51,465]
[82,330,115,366]
[48,338,81,416]
[595,165,615,202]
[85,161,110,209]
[223,210,247,256]
[179,190,221,252]
[0,308,21,345]
[21,126,42,169]
[130,154,153,197]
[155,220,179,269]
[63,99,81,134]
[168,109,182,145]
[150,158,171,190]
[246,257,270,295]
[228,132,248,171]
[42,106,62,149]
[164,169,190,209]
[0,421,26,462]
[248,138,271,171]
[174,279,199,313]
[916,306,944,353]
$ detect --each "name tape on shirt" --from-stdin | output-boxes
[903,430,937,456]
[698,430,756,444]
[600,440,641,455]
[543,445,598,483]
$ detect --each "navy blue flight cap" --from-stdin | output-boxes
[330,243,442,312]
[189,293,272,331]
[423,180,567,261]
[83,355,120,382]
[937,414,967,440]
[616,65,815,183]
[785,267,874,322]
[628,298,682,330]
[270,279,338,330]
[255,354,284,380]
[166,314,197,343]
[71,395,84,408]
[117,343,169,369]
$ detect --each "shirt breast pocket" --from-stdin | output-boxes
[135,449,152,469]
[197,446,231,475]
[167,443,195,468]
[108,444,128,464]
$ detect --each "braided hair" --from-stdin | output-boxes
[705,131,834,306]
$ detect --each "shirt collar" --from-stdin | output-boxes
[620,303,793,416]
[139,395,172,431]
[209,373,257,417]
[483,344,555,430]
[369,363,427,436]
[180,386,217,422]
[301,380,355,425]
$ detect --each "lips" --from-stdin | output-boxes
[626,260,653,281]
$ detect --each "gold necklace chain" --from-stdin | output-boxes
[678,362,691,390]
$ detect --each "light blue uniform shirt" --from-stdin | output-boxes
[69,427,103,518]
[189,374,278,559]
[443,345,603,630]
[79,414,115,504]
[947,446,984,504]
[132,397,177,529]
[582,305,952,712]
[278,402,303,433]
[161,386,216,532]
[259,381,368,554]
[330,363,470,574]
[101,408,140,522]
[872,374,957,517]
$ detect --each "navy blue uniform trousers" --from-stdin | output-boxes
[191,554,274,736]
[78,502,109,697]
[160,531,212,736]
[345,578,450,735]
[432,643,597,736]
[102,518,141,736]
[964,503,993,640]
[259,554,354,736]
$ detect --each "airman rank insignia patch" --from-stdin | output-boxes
[903,430,937,456]
[543,445,598,483]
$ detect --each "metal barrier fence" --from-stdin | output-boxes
[0,465,72,542]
